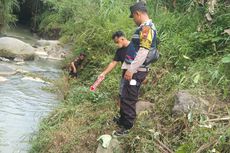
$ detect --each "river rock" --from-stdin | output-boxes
[21,76,49,84]
[14,56,24,62]
[0,64,16,76]
[36,40,61,46]
[0,37,35,60]
[0,57,10,62]
[35,39,67,60]
[34,50,48,58]
[16,69,29,74]
[136,101,153,114]
[172,90,209,115]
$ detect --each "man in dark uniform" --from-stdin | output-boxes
[99,31,130,106]
[114,2,157,136]
[69,53,86,78]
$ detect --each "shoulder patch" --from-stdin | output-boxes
[141,26,151,39]
[140,26,153,49]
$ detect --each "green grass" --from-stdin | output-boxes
[29,0,230,152]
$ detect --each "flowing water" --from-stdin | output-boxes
[0,26,61,153]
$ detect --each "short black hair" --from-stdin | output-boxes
[80,52,86,57]
[112,31,125,40]
[129,1,147,18]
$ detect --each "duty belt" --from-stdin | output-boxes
[137,67,150,72]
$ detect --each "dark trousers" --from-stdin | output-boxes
[69,71,78,78]
[119,71,148,129]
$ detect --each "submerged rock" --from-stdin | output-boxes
[21,76,49,84]
[16,69,29,74]
[0,37,35,61]
[0,64,16,76]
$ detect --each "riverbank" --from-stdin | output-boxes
[29,0,230,152]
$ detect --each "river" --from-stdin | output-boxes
[0,26,61,153]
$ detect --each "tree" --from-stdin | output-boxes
[0,0,18,32]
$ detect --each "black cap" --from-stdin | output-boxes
[129,1,147,18]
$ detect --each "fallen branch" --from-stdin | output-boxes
[155,139,174,153]
[204,116,230,123]
[154,142,168,153]
[195,140,218,153]
[202,112,220,117]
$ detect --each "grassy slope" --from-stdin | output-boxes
[30,0,230,152]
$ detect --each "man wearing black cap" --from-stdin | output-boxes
[114,1,157,136]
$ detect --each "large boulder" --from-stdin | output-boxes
[0,64,17,76]
[172,90,209,115]
[0,37,35,60]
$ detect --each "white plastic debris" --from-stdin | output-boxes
[97,134,112,149]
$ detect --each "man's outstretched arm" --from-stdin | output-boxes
[99,61,118,77]
[71,62,77,73]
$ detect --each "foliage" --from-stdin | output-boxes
[29,0,230,152]
[0,0,19,32]
[222,54,230,63]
